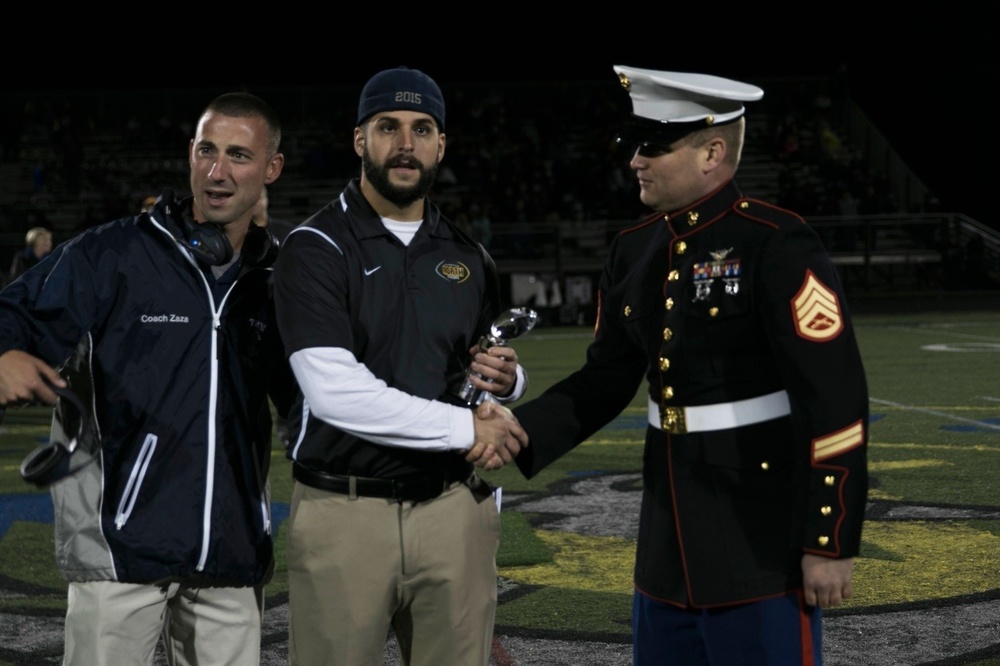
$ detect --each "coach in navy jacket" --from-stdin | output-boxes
[0,92,294,665]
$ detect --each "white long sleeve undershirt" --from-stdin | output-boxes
[288,347,526,455]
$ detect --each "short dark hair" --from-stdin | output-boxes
[683,117,745,169]
[202,92,282,153]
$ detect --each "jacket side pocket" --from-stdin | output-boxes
[113,433,158,529]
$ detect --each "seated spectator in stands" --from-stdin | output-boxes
[250,185,294,242]
[8,227,53,283]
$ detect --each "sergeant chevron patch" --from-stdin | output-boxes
[791,270,843,341]
[813,420,865,462]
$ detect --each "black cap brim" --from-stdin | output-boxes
[614,113,741,151]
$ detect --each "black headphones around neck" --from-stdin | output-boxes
[154,190,280,268]
[181,213,234,266]
[242,223,281,268]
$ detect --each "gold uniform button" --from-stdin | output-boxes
[624,305,631,317]
[824,475,836,486]
[665,298,674,310]
[821,506,832,516]
[662,386,674,400]
[668,270,680,281]
[659,357,670,371]
[709,307,719,317]
[675,241,687,255]
[817,536,830,547]
[739,201,749,209]
[760,461,769,471]
[662,328,672,341]
[687,211,699,225]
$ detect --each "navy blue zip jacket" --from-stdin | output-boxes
[0,195,293,585]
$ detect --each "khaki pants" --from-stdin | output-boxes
[288,477,501,666]
[63,579,263,666]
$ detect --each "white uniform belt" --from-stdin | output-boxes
[647,390,791,434]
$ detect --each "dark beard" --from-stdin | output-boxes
[362,146,439,209]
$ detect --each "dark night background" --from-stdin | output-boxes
[389,47,991,227]
[2,31,994,228]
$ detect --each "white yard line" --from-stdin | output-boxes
[870,397,1000,432]
[872,323,1000,342]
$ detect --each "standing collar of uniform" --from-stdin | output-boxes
[342,177,452,241]
[662,179,743,233]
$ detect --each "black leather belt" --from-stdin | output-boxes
[292,462,465,503]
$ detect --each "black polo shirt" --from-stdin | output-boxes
[274,178,501,478]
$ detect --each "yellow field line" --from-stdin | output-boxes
[870,441,1000,452]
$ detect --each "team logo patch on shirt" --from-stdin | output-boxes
[813,420,864,462]
[435,261,471,283]
[692,248,741,301]
[791,270,843,341]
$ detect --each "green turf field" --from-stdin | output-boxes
[2,310,999,664]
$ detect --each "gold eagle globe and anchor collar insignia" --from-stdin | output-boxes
[435,260,471,284]
[691,247,741,302]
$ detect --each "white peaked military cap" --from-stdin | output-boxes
[613,65,764,146]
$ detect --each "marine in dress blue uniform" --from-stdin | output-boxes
[513,66,869,666]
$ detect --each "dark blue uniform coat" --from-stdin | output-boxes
[514,180,869,607]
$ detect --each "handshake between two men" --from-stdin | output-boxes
[467,401,528,471]
[457,342,529,472]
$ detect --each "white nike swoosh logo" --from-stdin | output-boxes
[364,266,381,276]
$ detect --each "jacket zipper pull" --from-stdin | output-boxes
[215,316,224,359]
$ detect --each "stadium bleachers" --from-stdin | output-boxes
[2,77,997,296]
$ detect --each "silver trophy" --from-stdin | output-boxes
[453,307,539,406]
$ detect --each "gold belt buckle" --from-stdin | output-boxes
[661,406,686,434]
